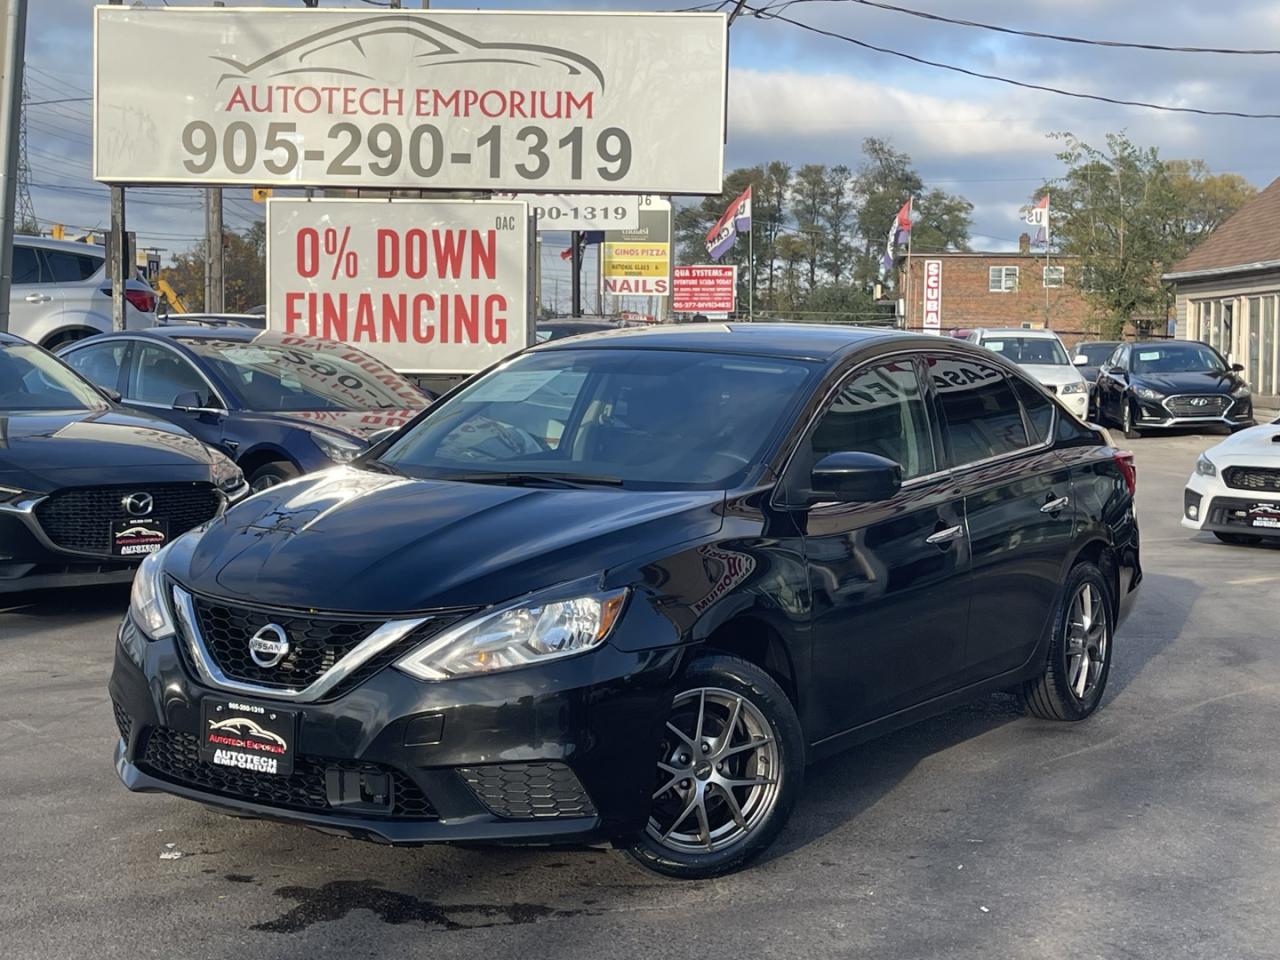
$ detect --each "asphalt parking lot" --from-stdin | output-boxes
[3,430,1278,960]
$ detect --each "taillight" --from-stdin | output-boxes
[1114,451,1136,495]
[124,288,157,314]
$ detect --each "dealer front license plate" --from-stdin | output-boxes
[111,517,168,556]
[200,698,296,777]
[1248,503,1280,529]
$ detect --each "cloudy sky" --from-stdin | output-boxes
[26,0,1280,268]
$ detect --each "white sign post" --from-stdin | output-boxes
[94,7,727,194]
[266,198,532,375]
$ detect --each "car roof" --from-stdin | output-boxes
[974,328,1063,339]
[13,235,106,256]
[135,325,263,342]
[530,322,915,361]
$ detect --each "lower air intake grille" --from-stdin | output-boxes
[138,728,437,820]
[458,762,596,819]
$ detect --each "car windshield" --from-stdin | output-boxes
[376,348,817,490]
[981,337,1069,365]
[1131,343,1227,374]
[0,343,108,413]
[1076,343,1117,364]
[179,336,425,411]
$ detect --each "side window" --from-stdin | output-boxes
[929,355,1029,465]
[1010,376,1054,443]
[128,344,209,406]
[44,250,103,282]
[63,342,129,392]
[1115,345,1131,370]
[12,245,40,285]
[808,359,936,480]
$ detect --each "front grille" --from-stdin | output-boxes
[458,762,596,819]
[192,596,377,690]
[138,727,437,819]
[1165,395,1230,417]
[1223,467,1280,492]
[112,700,132,743]
[34,483,220,555]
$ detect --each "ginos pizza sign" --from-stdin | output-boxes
[923,259,942,330]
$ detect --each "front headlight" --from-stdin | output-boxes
[311,430,364,464]
[1195,454,1217,478]
[129,543,176,640]
[395,588,628,681]
[1135,387,1164,401]
[209,453,244,494]
[1232,383,1251,398]
[1059,381,1088,396]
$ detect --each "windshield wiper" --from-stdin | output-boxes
[445,471,625,489]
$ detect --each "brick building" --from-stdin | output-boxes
[899,236,1093,345]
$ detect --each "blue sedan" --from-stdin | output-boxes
[60,327,431,492]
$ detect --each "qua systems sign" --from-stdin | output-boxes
[922,259,942,331]
[94,7,727,194]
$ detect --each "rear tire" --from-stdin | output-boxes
[1214,531,1263,546]
[1023,561,1113,722]
[247,461,300,493]
[624,654,803,879]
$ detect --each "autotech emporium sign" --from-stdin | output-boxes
[93,7,727,194]
[266,198,532,374]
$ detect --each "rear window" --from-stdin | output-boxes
[44,250,103,282]
[929,355,1029,465]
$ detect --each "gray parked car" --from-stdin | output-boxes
[7,235,158,350]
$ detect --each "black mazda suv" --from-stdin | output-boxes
[0,332,246,593]
[110,324,1141,878]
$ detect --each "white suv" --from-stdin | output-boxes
[966,327,1091,420]
[7,236,158,350]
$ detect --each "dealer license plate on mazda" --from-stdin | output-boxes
[200,698,296,776]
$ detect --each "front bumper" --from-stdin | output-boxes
[0,506,139,593]
[1182,470,1280,537]
[1058,389,1089,421]
[1133,395,1253,430]
[109,616,682,846]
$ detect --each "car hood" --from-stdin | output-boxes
[0,409,214,492]
[1206,423,1280,463]
[1020,364,1086,387]
[1132,371,1242,395]
[244,408,425,441]
[178,467,726,612]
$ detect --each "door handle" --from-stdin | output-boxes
[925,524,965,545]
[1041,496,1070,514]
[24,293,51,303]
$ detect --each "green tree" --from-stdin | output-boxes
[821,164,855,284]
[1041,133,1255,338]
[159,222,265,313]
[791,163,829,292]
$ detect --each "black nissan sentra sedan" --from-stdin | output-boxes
[0,332,246,593]
[110,324,1141,878]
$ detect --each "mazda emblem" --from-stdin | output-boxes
[248,624,290,669]
[121,492,154,516]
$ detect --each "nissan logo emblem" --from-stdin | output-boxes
[248,624,290,669]
[121,492,154,516]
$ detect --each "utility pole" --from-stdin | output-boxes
[0,0,27,334]
[203,0,225,313]
[570,230,582,317]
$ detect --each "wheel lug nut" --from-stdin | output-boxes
[701,742,710,753]
[681,779,691,788]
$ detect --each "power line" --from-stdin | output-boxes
[747,5,1280,120]
[756,0,1280,56]
[26,97,92,107]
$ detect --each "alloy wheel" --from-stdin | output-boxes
[646,687,781,854]
[1122,401,1132,434]
[1065,582,1108,701]
[250,475,281,493]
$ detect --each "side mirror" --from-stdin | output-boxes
[1073,355,1089,366]
[173,390,212,412]
[97,386,122,403]
[811,451,903,504]
[1231,362,1245,373]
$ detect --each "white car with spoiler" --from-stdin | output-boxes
[1183,422,1280,544]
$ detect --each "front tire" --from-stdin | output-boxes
[1214,531,1263,546]
[625,654,803,879]
[1023,561,1114,721]
[247,461,300,493]
[1120,400,1141,439]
